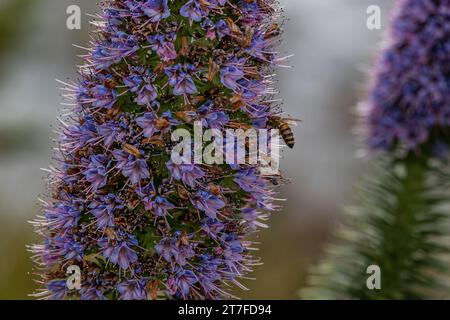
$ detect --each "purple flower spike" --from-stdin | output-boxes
[32,0,289,301]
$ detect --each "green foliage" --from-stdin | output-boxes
[301,154,450,299]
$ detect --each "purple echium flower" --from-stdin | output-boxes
[361,0,450,152]
[117,279,147,300]
[98,232,138,270]
[147,34,177,62]
[191,191,225,219]
[180,0,210,22]
[44,196,82,231]
[136,84,158,106]
[220,66,245,91]
[89,194,124,229]
[199,101,230,129]
[47,280,68,300]
[167,268,198,298]
[83,155,109,190]
[81,286,107,301]
[240,1,265,27]
[166,161,205,188]
[165,64,198,95]
[155,232,195,266]
[59,116,98,154]
[123,157,151,185]
[91,85,117,109]
[201,218,225,239]
[142,0,170,23]
[135,112,159,138]
[91,32,139,71]
[112,148,150,184]
[32,0,288,300]
[98,121,126,148]
[215,19,230,39]
[147,196,176,217]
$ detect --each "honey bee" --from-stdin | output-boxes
[257,0,275,13]
[190,95,206,107]
[269,117,299,149]
[198,0,212,7]
[106,105,121,120]
[177,185,190,200]
[265,23,281,38]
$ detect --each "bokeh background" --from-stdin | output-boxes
[0,0,392,299]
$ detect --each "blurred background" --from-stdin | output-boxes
[0,0,391,299]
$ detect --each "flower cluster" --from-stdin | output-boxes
[360,0,450,153]
[31,0,287,300]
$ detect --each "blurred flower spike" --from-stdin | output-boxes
[361,0,450,153]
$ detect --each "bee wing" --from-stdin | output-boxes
[284,118,302,126]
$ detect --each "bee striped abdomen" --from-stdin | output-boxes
[279,123,295,148]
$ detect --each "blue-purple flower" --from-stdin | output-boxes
[220,66,244,91]
[99,233,138,270]
[156,233,195,266]
[136,112,159,138]
[165,64,198,96]
[117,280,147,300]
[167,161,205,188]
[147,34,177,62]
[142,0,170,22]
[122,157,150,185]
[168,268,198,297]
[83,155,109,190]
[91,85,117,109]
[89,194,124,229]
[180,0,210,22]
[191,191,225,219]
